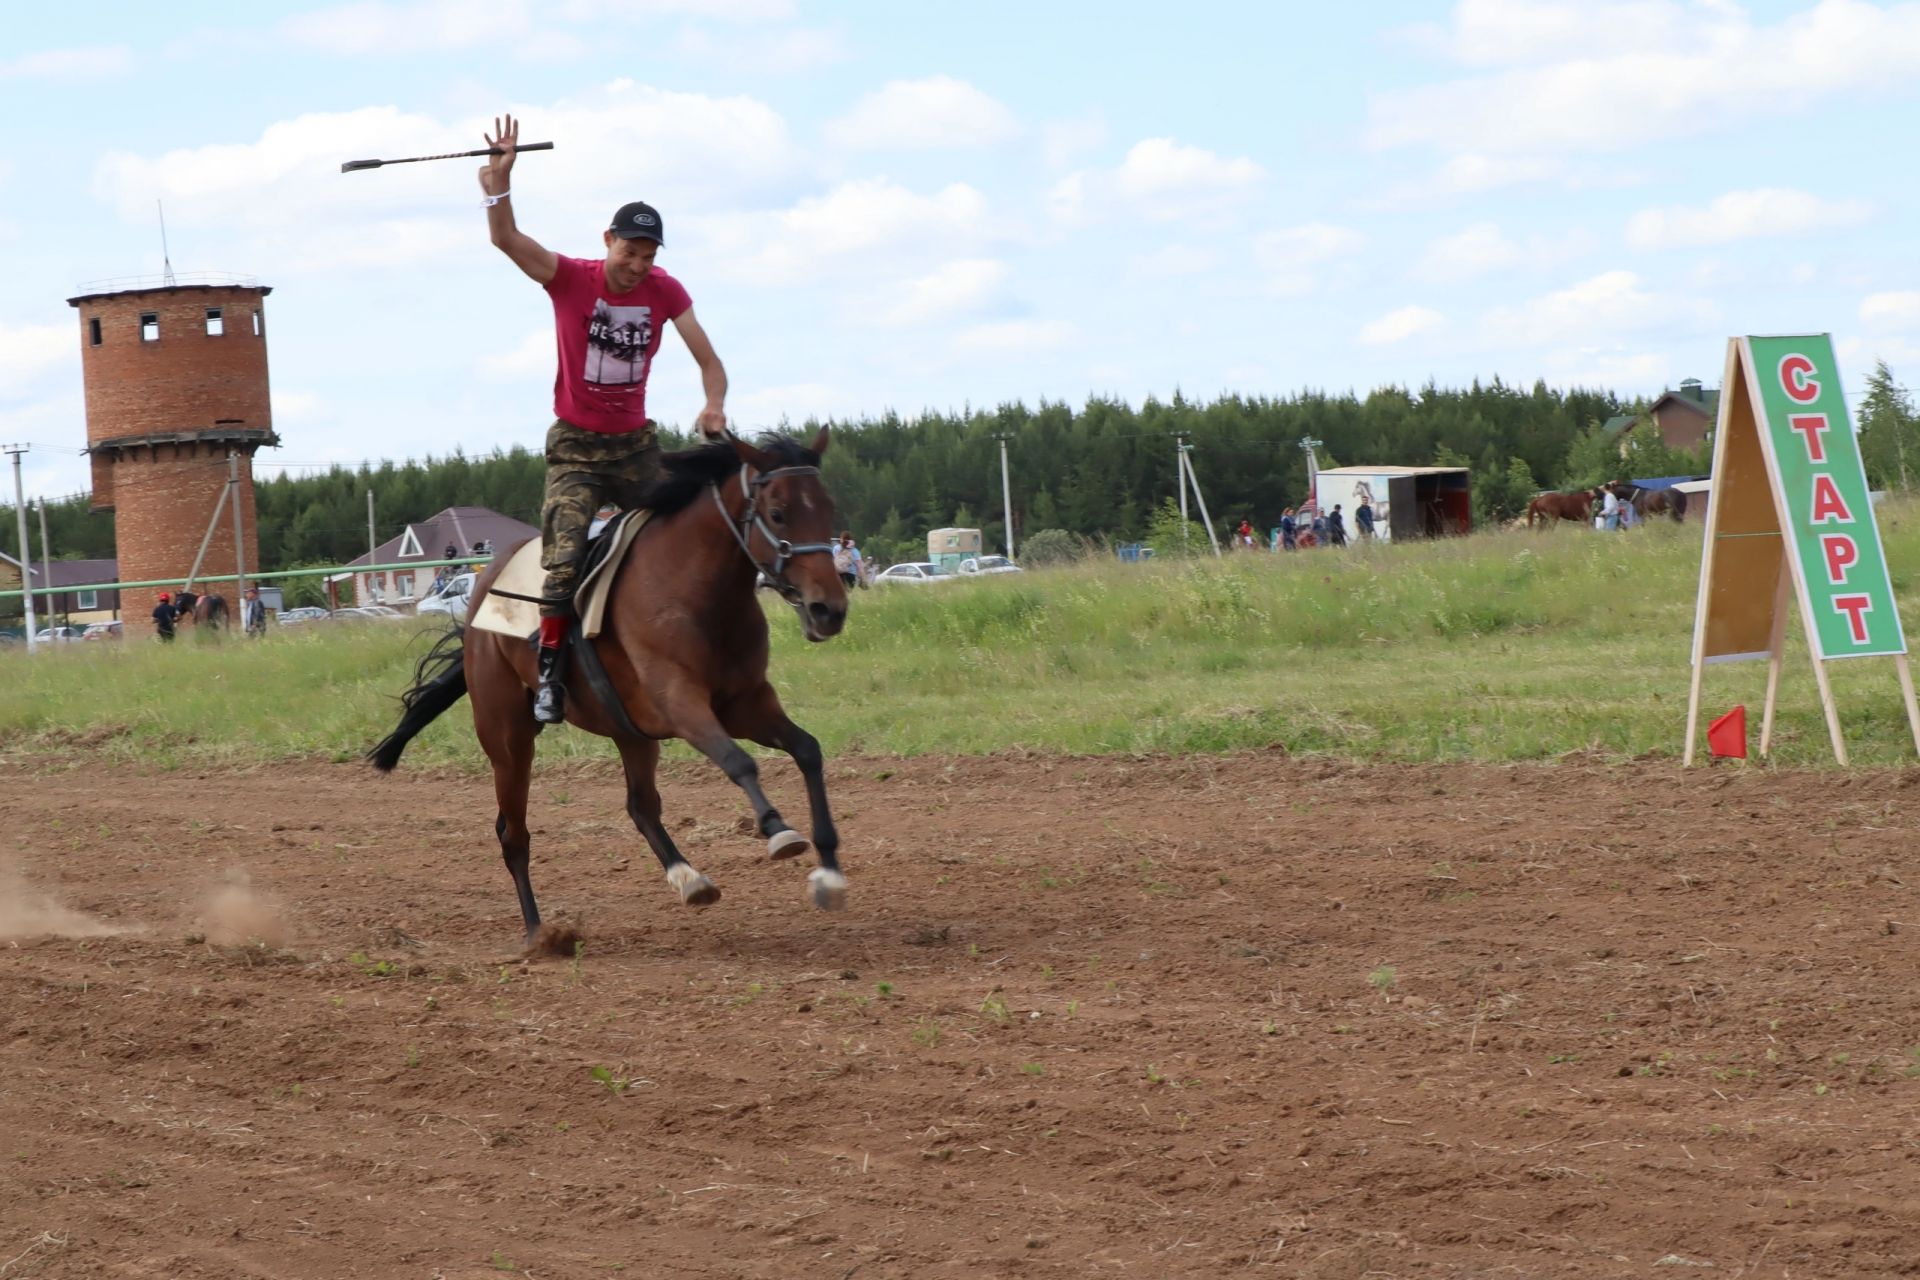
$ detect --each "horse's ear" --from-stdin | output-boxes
[728,432,775,473]
[809,424,830,457]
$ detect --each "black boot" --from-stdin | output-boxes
[533,640,570,724]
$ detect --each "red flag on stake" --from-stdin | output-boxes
[1707,705,1748,760]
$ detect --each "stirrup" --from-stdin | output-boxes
[533,639,569,724]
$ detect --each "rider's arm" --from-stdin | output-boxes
[672,308,729,438]
[478,114,557,285]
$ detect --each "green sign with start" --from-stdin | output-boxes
[1748,334,1905,660]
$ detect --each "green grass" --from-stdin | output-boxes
[7,503,1920,767]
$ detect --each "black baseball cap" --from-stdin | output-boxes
[609,201,664,245]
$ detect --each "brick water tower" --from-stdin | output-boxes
[66,275,278,618]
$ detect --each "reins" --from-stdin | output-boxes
[709,463,836,607]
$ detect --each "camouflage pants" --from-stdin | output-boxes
[540,419,662,616]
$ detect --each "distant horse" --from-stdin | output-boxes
[367,430,851,948]
[1608,481,1689,523]
[1525,489,1596,529]
[173,590,230,632]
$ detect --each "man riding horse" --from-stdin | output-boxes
[479,112,730,723]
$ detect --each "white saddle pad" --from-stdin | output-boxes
[468,511,651,640]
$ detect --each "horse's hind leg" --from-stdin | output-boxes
[479,696,543,941]
[616,736,720,907]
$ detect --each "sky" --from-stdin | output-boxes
[2,0,1918,500]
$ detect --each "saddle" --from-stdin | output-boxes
[468,509,651,639]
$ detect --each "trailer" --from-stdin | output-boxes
[1313,466,1471,542]
[927,527,982,573]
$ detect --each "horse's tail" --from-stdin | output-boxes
[1669,488,1689,522]
[367,625,468,773]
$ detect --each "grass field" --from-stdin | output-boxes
[6,506,1920,769]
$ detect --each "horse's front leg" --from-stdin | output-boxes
[728,684,844,911]
[658,678,803,859]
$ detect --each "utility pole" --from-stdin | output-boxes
[227,452,248,607]
[992,433,1016,560]
[1177,439,1222,557]
[367,489,378,605]
[5,445,36,653]
[1299,436,1324,508]
[1174,433,1190,549]
[37,498,52,627]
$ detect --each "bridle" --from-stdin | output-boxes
[710,462,836,607]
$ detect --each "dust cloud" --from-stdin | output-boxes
[0,865,122,940]
[199,870,290,947]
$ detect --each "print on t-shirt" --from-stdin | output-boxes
[586,301,654,386]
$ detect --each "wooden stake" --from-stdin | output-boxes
[1809,654,1848,765]
[1683,657,1706,768]
[1896,653,1920,756]
[1760,564,1791,756]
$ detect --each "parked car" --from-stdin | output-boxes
[278,606,332,626]
[81,621,123,641]
[873,561,956,586]
[337,605,406,621]
[957,555,1023,576]
[417,572,476,622]
[33,625,84,644]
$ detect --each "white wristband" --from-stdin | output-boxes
[482,190,511,208]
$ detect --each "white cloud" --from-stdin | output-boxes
[1627,188,1873,249]
[92,85,798,272]
[1372,0,1920,156]
[1860,291,1920,329]
[0,323,74,395]
[1415,221,1591,283]
[1255,223,1365,295]
[826,76,1018,150]
[1041,112,1106,170]
[283,0,535,54]
[1838,334,1920,375]
[1539,348,1673,392]
[479,329,554,381]
[283,0,792,55]
[704,179,989,288]
[1114,137,1262,210]
[1484,270,1717,346]
[1127,244,1217,277]
[674,24,844,74]
[953,319,1075,356]
[878,259,1008,327]
[1359,306,1444,345]
[732,382,847,425]
[1051,136,1263,226]
[0,45,132,78]
[270,390,325,421]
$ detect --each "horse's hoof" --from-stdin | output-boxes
[768,829,810,861]
[808,868,848,911]
[666,864,721,907]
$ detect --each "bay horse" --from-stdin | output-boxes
[367,429,851,946]
[1608,481,1689,523]
[174,591,230,631]
[1525,489,1596,529]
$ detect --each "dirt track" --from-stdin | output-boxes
[4,750,1920,1278]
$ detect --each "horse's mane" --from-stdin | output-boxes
[640,434,821,516]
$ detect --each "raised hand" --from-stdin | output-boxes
[478,113,519,194]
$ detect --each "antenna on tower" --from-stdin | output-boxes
[157,200,176,286]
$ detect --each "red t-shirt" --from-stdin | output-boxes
[544,255,693,434]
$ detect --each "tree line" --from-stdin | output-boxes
[11,364,1915,588]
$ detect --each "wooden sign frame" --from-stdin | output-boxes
[1683,335,1920,765]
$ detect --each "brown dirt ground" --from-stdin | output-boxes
[4,750,1920,1278]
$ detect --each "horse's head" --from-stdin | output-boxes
[730,427,848,642]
